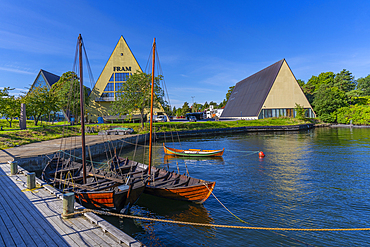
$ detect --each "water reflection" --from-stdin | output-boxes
[163,155,224,166]
[100,128,370,246]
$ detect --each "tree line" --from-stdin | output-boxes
[2,68,369,128]
[0,71,89,128]
[297,69,370,123]
[164,86,235,117]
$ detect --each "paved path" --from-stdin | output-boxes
[0,162,142,247]
[0,134,134,164]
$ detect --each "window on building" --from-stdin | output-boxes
[101,92,114,98]
[104,83,114,91]
[115,73,130,81]
[115,83,124,91]
[286,109,293,117]
[109,74,114,81]
[34,75,47,89]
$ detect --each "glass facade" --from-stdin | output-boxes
[259,108,315,119]
[33,74,48,89]
[98,73,131,101]
[115,73,130,81]
[104,83,114,91]
[101,92,114,97]
[115,83,124,91]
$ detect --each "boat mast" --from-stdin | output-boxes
[148,38,156,176]
[79,34,87,184]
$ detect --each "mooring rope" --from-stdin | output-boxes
[61,208,370,231]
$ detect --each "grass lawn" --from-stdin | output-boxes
[0,117,316,150]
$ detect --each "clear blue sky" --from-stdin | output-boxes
[1,0,370,108]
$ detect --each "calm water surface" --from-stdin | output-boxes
[102,127,370,246]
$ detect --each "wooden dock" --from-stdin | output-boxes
[0,162,143,247]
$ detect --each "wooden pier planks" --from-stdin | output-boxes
[0,163,136,247]
[0,165,68,247]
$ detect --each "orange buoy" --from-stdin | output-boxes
[259,151,265,157]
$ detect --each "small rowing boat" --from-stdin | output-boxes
[163,143,225,157]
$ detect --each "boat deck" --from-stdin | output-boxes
[0,162,142,247]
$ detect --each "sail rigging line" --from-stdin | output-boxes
[143,133,147,165]
[82,42,96,91]
[154,47,172,113]
[132,134,140,162]
[148,38,156,176]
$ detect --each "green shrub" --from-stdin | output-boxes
[336,105,370,125]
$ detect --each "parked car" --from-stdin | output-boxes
[149,115,167,122]
[188,116,197,122]
[157,115,167,122]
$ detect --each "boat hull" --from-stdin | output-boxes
[75,184,146,212]
[117,160,216,203]
[163,144,224,157]
[42,156,147,213]
[145,181,215,204]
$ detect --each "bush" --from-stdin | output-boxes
[294,103,306,120]
[336,105,370,125]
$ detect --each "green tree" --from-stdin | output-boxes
[0,87,21,127]
[304,72,335,104]
[175,108,183,117]
[313,85,348,123]
[112,71,165,129]
[191,102,202,112]
[51,71,89,122]
[24,85,59,126]
[225,86,235,102]
[209,101,218,108]
[357,74,370,96]
[181,102,191,115]
[333,69,356,93]
[297,79,305,88]
[202,101,209,111]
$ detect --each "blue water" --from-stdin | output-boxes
[102,127,370,246]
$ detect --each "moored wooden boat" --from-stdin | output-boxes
[42,156,148,213]
[163,143,225,157]
[114,156,215,203]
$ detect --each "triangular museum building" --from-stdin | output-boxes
[221,59,315,120]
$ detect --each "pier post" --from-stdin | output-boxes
[27,172,36,189]
[63,193,75,219]
[9,161,18,175]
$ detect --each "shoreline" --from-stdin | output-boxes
[1,123,316,171]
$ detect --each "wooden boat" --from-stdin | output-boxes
[41,35,147,213]
[163,143,225,157]
[42,156,148,213]
[113,156,215,203]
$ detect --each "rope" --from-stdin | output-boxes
[204,184,251,225]
[119,138,162,148]
[61,209,370,231]
[204,184,315,246]
[58,150,110,165]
